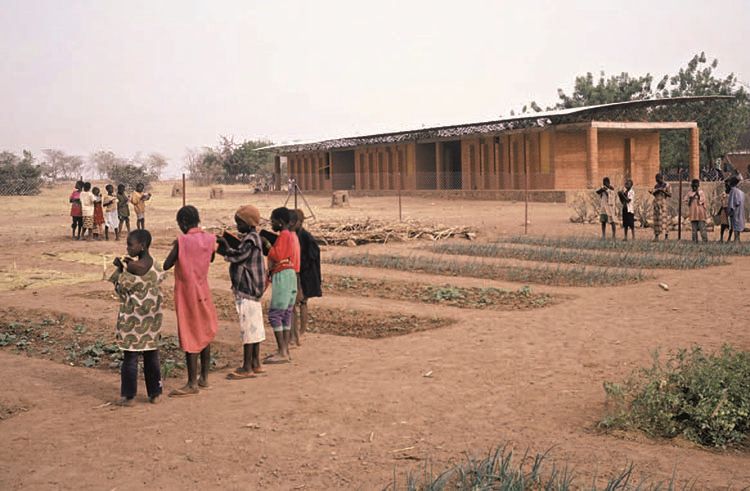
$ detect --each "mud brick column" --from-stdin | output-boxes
[689,126,700,180]
[435,141,443,190]
[586,125,599,189]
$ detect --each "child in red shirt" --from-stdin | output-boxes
[265,207,300,363]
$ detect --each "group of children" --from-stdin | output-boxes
[109,203,321,405]
[596,173,746,243]
[69,180,150,240]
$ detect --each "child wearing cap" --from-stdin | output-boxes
[217,205,267,378]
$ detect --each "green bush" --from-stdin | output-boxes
[601,346,750,448]
[0,150,42,195]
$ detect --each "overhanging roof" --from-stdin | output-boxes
[265,95,733,153]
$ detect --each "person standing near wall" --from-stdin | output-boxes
[596,177,617,241]
[727,176,745,242]
[685,179,708,243]
[649,174,672,241]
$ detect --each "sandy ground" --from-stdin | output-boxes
[0,182,748,489]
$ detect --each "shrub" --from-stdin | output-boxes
[108,163,157,190]
[600,346,750,448]
[0,150,42,196]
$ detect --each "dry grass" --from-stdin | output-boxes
[0,268,101,292]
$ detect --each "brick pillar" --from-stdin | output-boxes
[586,125,599,189]
[689,126,700,180]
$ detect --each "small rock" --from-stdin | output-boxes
[345,239,357,247]
[658,283,669,291]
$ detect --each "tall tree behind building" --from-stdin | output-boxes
[531,53,749,171]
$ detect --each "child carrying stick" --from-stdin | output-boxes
[216,205,267,379]
[163,205,219,396]
[110,230,164,406]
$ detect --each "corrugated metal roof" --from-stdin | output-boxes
[263,95,733,153]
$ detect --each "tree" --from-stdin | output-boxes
[144,152,169,178]
[223,139,274,182]
[653,53,750,168]
[40,149,84,181]
[109,164,155,190]
[185,147,224,186]
[554,72,657,109]
[545,53,750,171]
[89,150,126,178]
[0,150,42,195]
[185,137,275,185]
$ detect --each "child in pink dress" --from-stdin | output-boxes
[163,205,219,396]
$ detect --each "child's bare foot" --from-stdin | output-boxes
[226,369,255,380]
[149,395,161,404]
[264,354,290,364]
[198,378,210,389]
[169,385,199,397]
[115,397,135,407]
[252,367,266,374]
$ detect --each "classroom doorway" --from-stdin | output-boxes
[442,140,462,189]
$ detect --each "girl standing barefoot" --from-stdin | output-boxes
[163,205,219,396]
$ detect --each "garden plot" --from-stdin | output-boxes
[81,289,452,339]
[0,307,238,377]
[499,235,750,257]
[306,307,452,339]
[431,242,726,270]
[326,274,556,310]
[326,253,645,287]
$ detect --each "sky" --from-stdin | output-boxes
[1,0,749,177]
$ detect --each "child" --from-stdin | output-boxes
[649,174,672,241]
[117,184,131,235]
[619,179,635,241]
[264,207,300,363]
[727,176,745,242]
[110,229,164,406]
[69,180,83,240]
[103,184,119,241]
[79,182,95,241]
[131,183,151,230]
[292,209,321,345]
[685,179,708,243]
[216,205,266,379]
[163,205,219,396]
[595,177,617,241]
[92,187,105,240]
[715,181,733,242]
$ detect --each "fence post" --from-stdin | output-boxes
[677,165,683,240]
[182,173,186,207]
[398,172,403,222]
[524,134,529,235]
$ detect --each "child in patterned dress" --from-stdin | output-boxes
[110,229,164,406]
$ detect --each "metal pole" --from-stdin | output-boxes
[398,171,403,222]
[677,164,683,240]
[182,173,186,207]
[294,179,298,209]
[524,134,529,235]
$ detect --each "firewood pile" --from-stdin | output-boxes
[308,219,477,246]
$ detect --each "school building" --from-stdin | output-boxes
[268,96,729,197]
